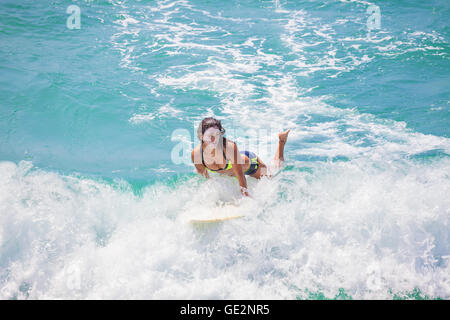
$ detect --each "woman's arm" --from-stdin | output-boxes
[228,142,249,197]
[191,149,209,178]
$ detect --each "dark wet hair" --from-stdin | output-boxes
[197,117,225,141]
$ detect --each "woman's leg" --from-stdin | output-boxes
[251,129,290,179]
[250,157,268,179]
[273,129,290,168]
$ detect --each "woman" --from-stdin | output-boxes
[191,117,290,197]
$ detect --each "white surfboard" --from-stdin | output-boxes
[185,200,245,226]
[189,215,244,224]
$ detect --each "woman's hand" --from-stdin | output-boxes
[240,186,250,197]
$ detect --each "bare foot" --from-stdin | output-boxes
[278,129,290,144]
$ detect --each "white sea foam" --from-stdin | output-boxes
[128,112,156,124]
[2,0,449,300]
[0,151,449,299]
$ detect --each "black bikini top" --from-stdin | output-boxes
[201,137,232,172]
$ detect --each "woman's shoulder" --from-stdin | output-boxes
[223,138,239,158]
[224,137,236,146]
[191,144,202,163]
[192,143,201,152]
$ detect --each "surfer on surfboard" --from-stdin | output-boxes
[191,117,290,197]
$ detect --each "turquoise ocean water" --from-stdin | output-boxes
[0,0,449,299]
